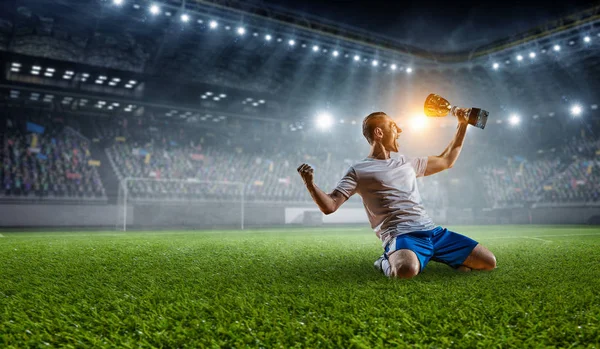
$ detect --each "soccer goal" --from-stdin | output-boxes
[116,177,245,231]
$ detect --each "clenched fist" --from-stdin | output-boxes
[297,163,314,184]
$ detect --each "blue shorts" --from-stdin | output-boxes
[384,226,478,272]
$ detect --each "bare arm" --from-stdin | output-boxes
[425,113,469,176]
[297,163,348,215]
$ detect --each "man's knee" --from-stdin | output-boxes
[464,244,497,271]
[389,261,420,279]
[482,253,497,270]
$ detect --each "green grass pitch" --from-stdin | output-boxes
[1,225,599,348]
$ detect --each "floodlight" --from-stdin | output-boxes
[406,67,413,73]
[509,114,520,125]
[265,34,272,41]
[492,62,499,70]
[372,60,378,67]
[516,55,523,61]
[316,112,333,130]
[237,27,245,35]
[354,55,360,61]
[391,64,397,70]
[529,52,536,58]
[288,39,295,46]
[584,36,591,43]
[332,50,339,57]
[209,20,218,29]
[149,4,160,14]
[113,0,123,5]
[571,105,582,116]
[312,45,319,52]
[180,14,189,22]
[553,44,560,51]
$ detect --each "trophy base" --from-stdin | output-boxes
[468,108,488,129]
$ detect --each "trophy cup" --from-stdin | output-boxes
[424,94,489,129]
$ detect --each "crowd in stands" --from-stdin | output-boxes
[1,117,106,200]
[3,111,598,208]
[479,137,600,207]
[99,116,447,210]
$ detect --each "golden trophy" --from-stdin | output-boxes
[424,94,489,129]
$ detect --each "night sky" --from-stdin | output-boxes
[246,0,600,52]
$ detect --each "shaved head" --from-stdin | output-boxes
[362,112,389,145]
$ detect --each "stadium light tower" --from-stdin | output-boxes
[571,104,583,116]
[509,114,520,125]
[316,112,334,130]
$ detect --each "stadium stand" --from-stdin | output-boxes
[1,116,106,201]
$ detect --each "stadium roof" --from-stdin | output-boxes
[1,0,599,134]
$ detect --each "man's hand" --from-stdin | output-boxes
[455,108,470,125]
[297,163,314,184]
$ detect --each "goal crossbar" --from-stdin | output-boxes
[117,177,245,231]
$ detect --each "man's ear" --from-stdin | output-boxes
[374,127,384,141]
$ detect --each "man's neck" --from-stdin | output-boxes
[368,143,391,160]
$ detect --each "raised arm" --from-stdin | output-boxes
[297,163,349,215]
[424,111,469,176]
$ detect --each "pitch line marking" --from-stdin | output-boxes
[524,237,553,243]
[0,233,4,237]
[482,233,600,240]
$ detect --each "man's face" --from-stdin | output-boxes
[380,116,402,152]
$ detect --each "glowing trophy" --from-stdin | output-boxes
[424,94,489,129]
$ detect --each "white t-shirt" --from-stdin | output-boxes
[333,155,436,246]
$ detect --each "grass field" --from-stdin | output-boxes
[1,225,599,348]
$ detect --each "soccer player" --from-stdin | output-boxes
[297,111,496,278]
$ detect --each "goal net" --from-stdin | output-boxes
[116,178,245,231]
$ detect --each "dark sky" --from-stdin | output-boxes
[246,0,600,52]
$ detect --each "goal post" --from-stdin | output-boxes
[116,177,245,231]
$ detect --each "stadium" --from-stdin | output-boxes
[0,0,599,347]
